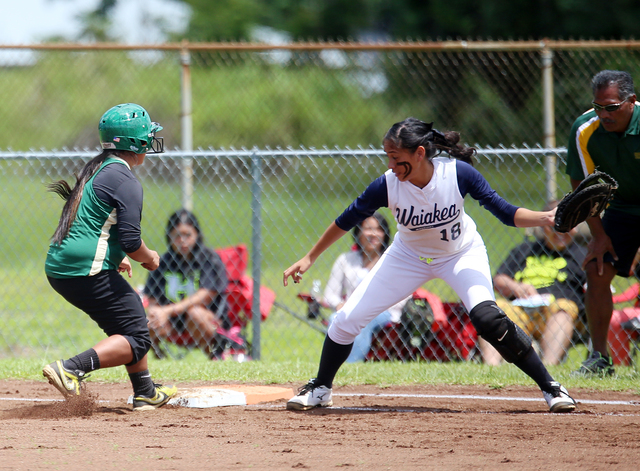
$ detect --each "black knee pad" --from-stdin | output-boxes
[124,332,152,366]
[469,301,532,363]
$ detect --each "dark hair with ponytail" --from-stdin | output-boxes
[383,117,476,166]
[48,150,114,244]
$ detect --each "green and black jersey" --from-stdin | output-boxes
[45,156,144,278]
[566,104,640,216]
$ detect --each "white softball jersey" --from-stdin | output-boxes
[328,157,521,345]
[387,157,477,258]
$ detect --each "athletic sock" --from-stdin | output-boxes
[64,348,100,373]
[514,347,555,393]
[129,370,156,397]
[314,336,354,389]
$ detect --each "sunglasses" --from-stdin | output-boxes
[591,99,628,112]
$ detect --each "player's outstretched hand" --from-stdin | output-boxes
[283,256,313,286]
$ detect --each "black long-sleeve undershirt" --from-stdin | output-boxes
[92,162,143,254]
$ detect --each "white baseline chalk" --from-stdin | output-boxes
[334,392,639,406]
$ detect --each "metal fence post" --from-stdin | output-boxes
[542,46,557,202]
[250,151,263,360]
[180,42,194,211]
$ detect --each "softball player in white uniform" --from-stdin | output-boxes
[283,117,576,413]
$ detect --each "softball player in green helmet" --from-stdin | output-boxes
[43,103,176,411]
[99,103,164,154]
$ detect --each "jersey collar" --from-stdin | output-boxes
[625,103,640,136]
[108,155,131,169]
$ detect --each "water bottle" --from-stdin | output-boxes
[308,279,322,319]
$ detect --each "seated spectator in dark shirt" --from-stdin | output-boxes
[143,209,239,360]
[479,201,587,366]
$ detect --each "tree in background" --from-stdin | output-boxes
[74,0,640,43]
[180,0,640,42]
[179,0,262,41]
[76,0,117,42]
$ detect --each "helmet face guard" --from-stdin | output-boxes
[147,135,164,154]
[145,122,164,154]
[99,103,165,154]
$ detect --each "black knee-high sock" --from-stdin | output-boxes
[315,336,354,389]
[129,370,156,397]
[514,347,555,393]
[64,348,101,373]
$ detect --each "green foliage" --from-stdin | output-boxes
[189,62,388,148]
[181,0,263,41]
[457,75,532,146]
[71,0,640,46]
[0,51,180,151]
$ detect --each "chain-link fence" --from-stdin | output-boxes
[3,40,640,364]
[3,146,637,365]
[3,40,640,151]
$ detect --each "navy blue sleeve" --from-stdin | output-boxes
[456,160,519,226]
[92,164,143,253]
[334,175,389,231]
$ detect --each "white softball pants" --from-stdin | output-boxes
[327,233,495,345]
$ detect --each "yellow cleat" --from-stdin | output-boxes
[132,384,178,411]
[43,360,87,397]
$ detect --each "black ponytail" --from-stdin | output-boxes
[384,117,476,166]
[48,150,112,244]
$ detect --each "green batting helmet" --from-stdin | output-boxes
[98,103,164,154]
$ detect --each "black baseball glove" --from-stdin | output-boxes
[554,171,618,233]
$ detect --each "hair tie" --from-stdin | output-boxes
[429,128,447,143]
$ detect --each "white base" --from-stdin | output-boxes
[127,387,247,409]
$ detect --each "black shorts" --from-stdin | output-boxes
[602,209,640,277]
[47,270,151,364]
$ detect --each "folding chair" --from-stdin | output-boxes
[145,243,276,360]
[272,293,331,334]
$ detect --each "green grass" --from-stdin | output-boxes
[7,352,640,394]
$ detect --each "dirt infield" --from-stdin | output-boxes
[1,380,639,470]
